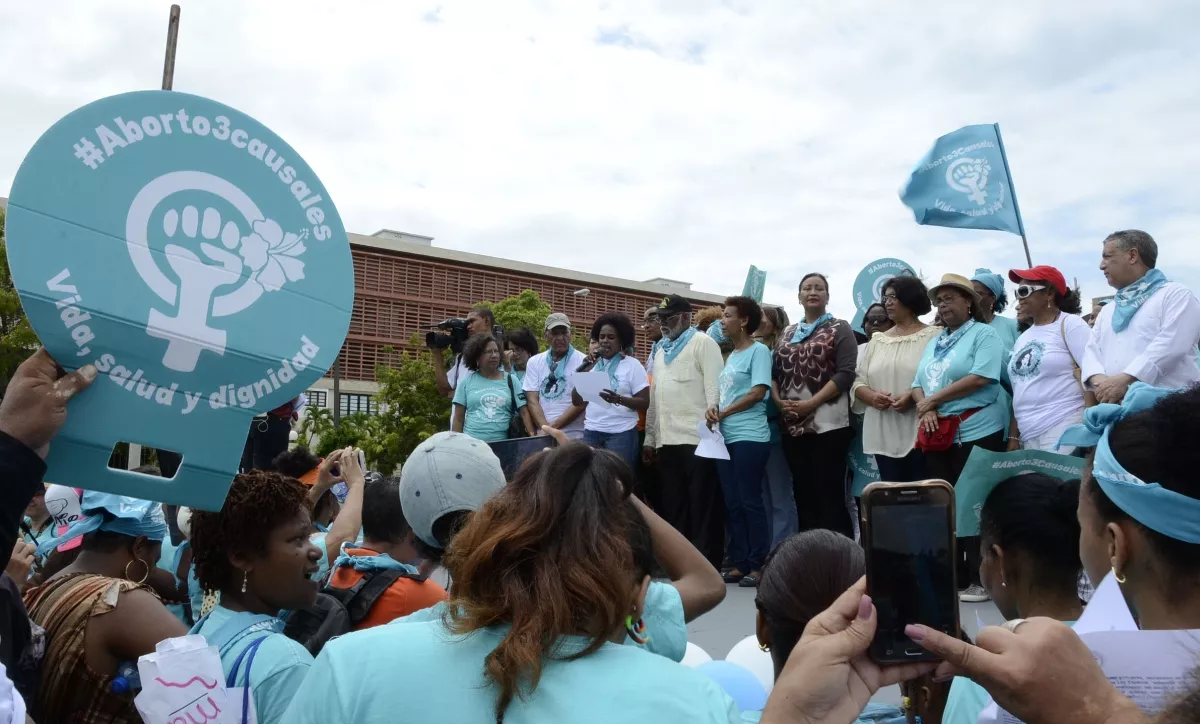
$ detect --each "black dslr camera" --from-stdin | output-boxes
[425,318,470,353]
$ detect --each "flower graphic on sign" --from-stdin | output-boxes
[945,157,991,206]
[126,171,308,373]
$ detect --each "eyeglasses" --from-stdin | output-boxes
[1015,284,1048,299]
[881,293,899,302]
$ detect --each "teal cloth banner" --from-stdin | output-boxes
[742,265,767,303]
[5,91,354,510]
[954,447,1084,537]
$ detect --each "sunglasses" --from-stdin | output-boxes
[1015,284,1048,299]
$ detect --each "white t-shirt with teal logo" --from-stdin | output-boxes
[718,343,773,444]
[453,372,526,442]
[1008,313,1090,439]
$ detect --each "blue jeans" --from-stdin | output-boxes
[716,440,772,573]
[761,442,797,548]
[584,428,641,470]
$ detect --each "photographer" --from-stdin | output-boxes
[429,307,495,422]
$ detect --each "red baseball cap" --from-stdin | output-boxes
[1008,266,1067,296]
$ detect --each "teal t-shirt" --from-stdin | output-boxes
[310,532,330,582]
[913,322,1008,442]
[390,580,688,663]
[988,315,1020,352]
[196,605,314,724]
[718,343,773,444]
[280,617,739,724]
[452,372,527,442]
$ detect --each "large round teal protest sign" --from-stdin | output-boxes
[5,91,353,510]
[851,258,916,332]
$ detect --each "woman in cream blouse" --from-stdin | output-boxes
[851,276,941,482]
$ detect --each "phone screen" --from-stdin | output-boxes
[866,493,958,661]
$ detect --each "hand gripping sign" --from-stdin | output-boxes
[5,91,352,510]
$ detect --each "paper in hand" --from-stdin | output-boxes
[695,421,730,460]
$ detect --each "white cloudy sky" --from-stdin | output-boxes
[3,0,1199,321]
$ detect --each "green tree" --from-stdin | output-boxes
[475,289,591,353]
[0,208,38,394]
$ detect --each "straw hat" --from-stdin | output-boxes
[928,273,981,306]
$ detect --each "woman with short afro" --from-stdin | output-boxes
[190,471,322,724]
[572,312,650,469]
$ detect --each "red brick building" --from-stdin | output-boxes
[309,230,727,415]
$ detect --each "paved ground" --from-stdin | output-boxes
[687,583,1006,704]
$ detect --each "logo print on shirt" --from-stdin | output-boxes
[1010,340,1045,380]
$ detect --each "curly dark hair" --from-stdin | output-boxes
[463,333,500,371]
[881,275,932,316]
[590,313,636,349]
[723,295,763,335]
[190,471,310,594]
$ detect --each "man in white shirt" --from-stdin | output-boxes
[1083,230,1200,403]
[523,313,587,439]
[431,306,495,428]
[643,295,726,568]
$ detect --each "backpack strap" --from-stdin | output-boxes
[329,567,428,625]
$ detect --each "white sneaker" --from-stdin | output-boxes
[959,584,990,603]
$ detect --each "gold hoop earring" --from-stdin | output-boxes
[758,642,770,653]
[1112,567,1126,584]
[124,558,149,585]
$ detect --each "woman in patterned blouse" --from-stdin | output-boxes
[770,273,859,537]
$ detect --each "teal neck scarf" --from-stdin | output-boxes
[541,347,576,400]
[593,353,625,392]
[1112,269,1167,333]
[933,319,976,360]
[333,543,421,574]
[790,314,832,344]
[660,327,697,366]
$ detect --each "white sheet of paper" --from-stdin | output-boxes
[977,629,1200,724]
[1072,571,1138,635]
[573,371,610,404]
[695,421,730,460]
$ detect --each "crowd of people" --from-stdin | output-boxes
[0,227,1198,723]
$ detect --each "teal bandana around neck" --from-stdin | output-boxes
[660,327,697,366]
[1059,382,1200,544]
[790,314,833,344]
[332,543,421,574]
[593,352,625,392]
[541,347,576,400]
[933,319,976,360]
[1112,269,1167,333]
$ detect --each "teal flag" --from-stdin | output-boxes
[5,91,354,510]
[850,258,915,332]
[899,123,1025,236]
[954,447,1084,537]
[742,265,766,302]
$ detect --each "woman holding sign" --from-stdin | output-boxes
[453,334,535,442]
[571,313,650,470]
[911,274,1009,603]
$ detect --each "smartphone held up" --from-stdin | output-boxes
[861,480,959,664]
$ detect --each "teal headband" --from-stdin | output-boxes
[971,268,1005,300]
[1059,383,1200,544]
[36,492,168,557]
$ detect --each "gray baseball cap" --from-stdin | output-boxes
[544,313,571,332]
[399,432,506,548]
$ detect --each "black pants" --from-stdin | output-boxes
[925,430,1006,588]
[240,415,292,473]
[781,427,855,538]
[657,445,725,569]
[874,449,928,483]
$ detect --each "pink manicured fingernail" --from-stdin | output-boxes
[858,595,873,620]
[905,624,925,642]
